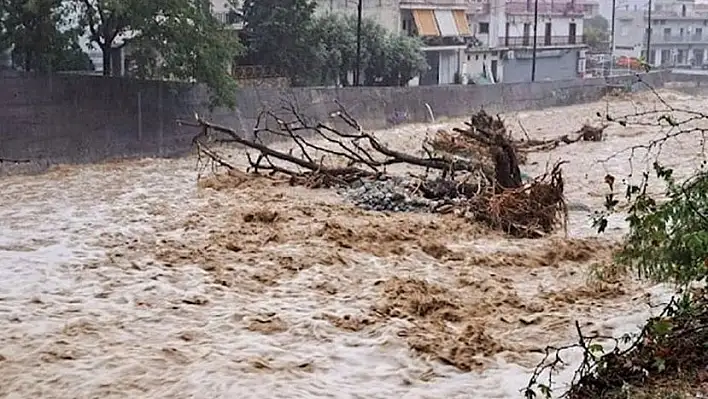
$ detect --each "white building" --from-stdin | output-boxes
[614,0,708,66]
[465,0,589,83]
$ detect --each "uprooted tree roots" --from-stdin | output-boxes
[183,103,570,238]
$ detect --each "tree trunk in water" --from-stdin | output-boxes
[492,144,523,190]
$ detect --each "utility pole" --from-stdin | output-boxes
[531,0,539,81]
[646,0,652,66]
[610,0,616,76]
[355,0,363,86]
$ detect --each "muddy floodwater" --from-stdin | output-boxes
[0,90,703,399]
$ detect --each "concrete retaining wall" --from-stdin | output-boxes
[0,70,669,172]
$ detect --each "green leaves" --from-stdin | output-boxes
[0,0,93,72]
[240,2,427,87]
[614,162,708,286]
[129,0,243,108]
[240,0,318,84]
[71,0,243,108]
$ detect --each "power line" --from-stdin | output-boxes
[646,0,652,65]
[531,0,539,81]
[355,0,362,86]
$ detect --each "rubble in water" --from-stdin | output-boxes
[339,177,438,213]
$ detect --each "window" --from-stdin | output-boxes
[479,22,489,34]
[523,22,531,45]
[569,22,577,44]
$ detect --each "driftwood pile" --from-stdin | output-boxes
[184,104,604,238]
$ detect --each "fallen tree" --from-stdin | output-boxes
[181,102,568,238]
[430,112,608,165]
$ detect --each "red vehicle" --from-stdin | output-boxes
[616,56,645,71]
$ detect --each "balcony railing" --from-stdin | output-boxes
[505,1,585,15]
[421,35,473,47]
[647,33,705,43]
[645,10,708,18]
[232,65,285,79]
[399,0,468,7]
[499,35,584,47]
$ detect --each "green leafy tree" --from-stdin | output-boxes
[241,0,319,85]
[583,15,610,52]
[309,13,356,86]
[125,1,242,108]
[378,33,427,86]
[0,0,93,72]
[72,0,243,107]
[306,14,427,87]
[72,0,147,76]
[586,15,609,32]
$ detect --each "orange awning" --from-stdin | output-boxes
[452,10,471,36]
[412,9,440,36]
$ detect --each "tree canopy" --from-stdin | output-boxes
[0,0,243,107]
[0,0,93,72]
[240,2,427,87]
[583,15,610,51]
[117,0,243,107]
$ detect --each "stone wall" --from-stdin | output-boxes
[0,70,669,173]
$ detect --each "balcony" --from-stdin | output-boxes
[645,10,708,19]
[505,1,585,16]
[647,33,705,44]
[499,35,584,47]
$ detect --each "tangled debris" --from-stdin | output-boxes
[184,103,576,238]
[524,291,708,399]
[430,116,608,162]
[567,292,708,398]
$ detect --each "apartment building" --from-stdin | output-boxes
[614,0,708,66]
[318,0,473,85]
[466,0,590,83]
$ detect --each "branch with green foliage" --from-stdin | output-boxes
[592,82,708,285]
[526,81,708,398]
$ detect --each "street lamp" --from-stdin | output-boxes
[355,0,363,86]
[610,0,616,76]
[531,0,539,81]
[610,0,630,76]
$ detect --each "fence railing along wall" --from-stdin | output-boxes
[0,71,669,172]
